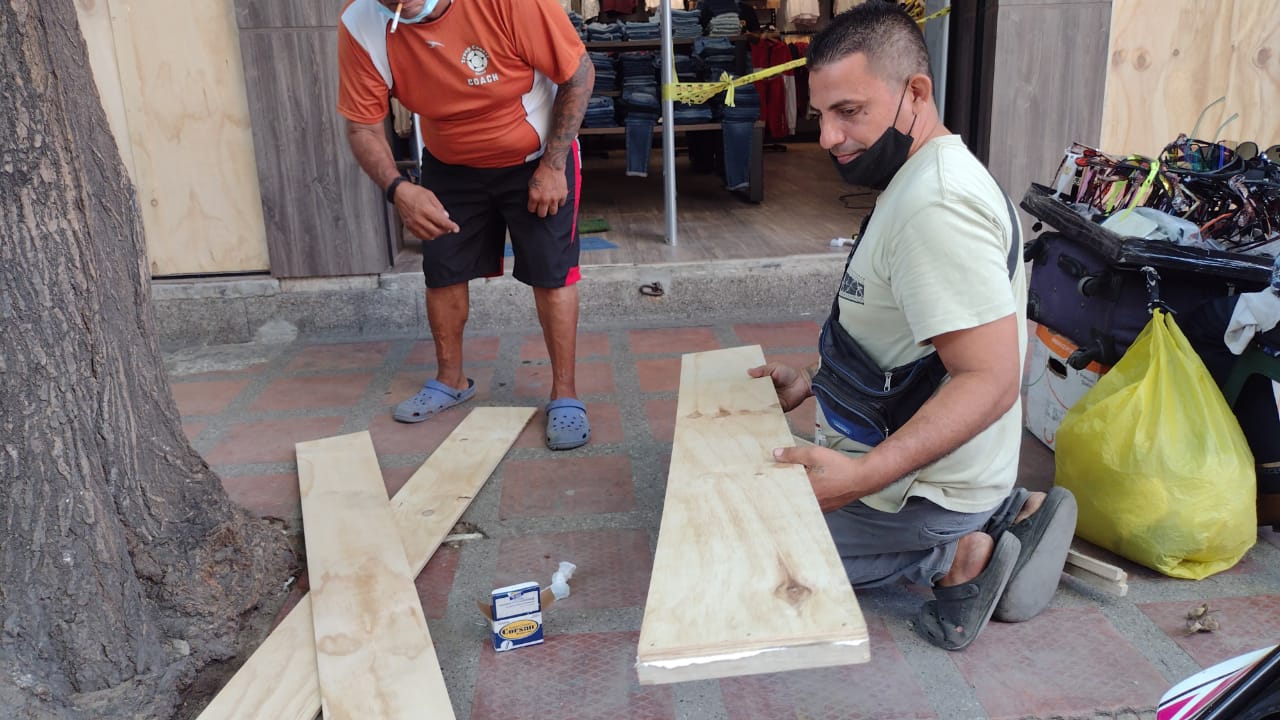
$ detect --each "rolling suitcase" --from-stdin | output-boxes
[1025,231,1242,369]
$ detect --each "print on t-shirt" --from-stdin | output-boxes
[839,271,866,305]
[462,45,499,86]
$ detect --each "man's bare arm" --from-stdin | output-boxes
[540,53,594,171]
[345,119,400,192]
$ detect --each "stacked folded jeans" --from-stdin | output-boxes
[708,12,741,36]
[622,86,660,177]
[582,95,618,128]
[720,79,760,191]
[589,51,617,92]
[567,11,585,38]
[672,54,700,83]
[622,19,660,41]
[694,37,739,79]
[585,22,623,42]
[672,102,714,125]
[668,9,703,38]
[619,51,658,89]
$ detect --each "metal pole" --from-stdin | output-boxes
[659,0,678,245]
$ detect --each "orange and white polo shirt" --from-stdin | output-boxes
[338,0,586,168]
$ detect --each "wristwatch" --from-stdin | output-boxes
[384,175,409,204]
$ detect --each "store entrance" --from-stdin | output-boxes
[575,142,870,265]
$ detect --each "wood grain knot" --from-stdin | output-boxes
[1111,49,1126,66]
[1257,47,1272,68]
[774,556,814,606]
[714,408,731,418]
[1134,49,1151,70]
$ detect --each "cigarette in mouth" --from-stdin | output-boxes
[390,2,403,32]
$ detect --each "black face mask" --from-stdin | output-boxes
[830,84,917,190]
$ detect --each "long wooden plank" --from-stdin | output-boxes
[197,407,536,720]
[637,346,869,685]
[296,431,449,719]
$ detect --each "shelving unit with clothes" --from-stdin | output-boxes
[574,11,768,203]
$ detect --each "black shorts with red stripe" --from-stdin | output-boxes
[417,140,582,289]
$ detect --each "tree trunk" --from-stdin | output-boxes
[0,2,295,718]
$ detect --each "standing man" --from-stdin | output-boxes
[338,0,595,450]
[750,2,1076,650]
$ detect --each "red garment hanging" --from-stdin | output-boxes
[750,38,792,140]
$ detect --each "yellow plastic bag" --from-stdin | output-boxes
[1055,308,1255,579]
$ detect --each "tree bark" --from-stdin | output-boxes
[0,2,295,718]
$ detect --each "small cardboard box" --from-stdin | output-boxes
[488,582,544,652]
[1023,325,1110,450]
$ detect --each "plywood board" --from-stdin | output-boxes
[196,407,536,720]
[106,0,269,275]
[74,0,136,175]
[637,346,869,685]
[1100,0,1280,157]
[296,431,451,720]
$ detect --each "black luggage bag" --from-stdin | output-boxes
[1024,230,1251,369]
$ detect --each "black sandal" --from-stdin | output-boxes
[915,532,1021,651]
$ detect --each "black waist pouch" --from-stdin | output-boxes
[812,321,948,447]
[812,195,1021,447]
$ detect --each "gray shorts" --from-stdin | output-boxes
[825,488,1028,589]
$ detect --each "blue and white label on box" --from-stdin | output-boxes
[491,581,544,651]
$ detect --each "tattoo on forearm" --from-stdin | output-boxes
[542,54,592,171]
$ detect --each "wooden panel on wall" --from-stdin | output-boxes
[105,0,270,276]
[235,0,392,278]
[986,0,1112,205]
[75,0,136,175]
[1101,0,1280,157]
[234,0,347,31]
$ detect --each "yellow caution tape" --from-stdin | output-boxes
[664,57,807,105]
[660,7,953,107]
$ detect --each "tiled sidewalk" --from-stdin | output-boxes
[169,319,1280,720]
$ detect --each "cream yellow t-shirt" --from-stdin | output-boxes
[815,134,1028,514]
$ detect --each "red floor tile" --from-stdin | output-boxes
[495,529,652,610]
[383,369,494,408]
[405,336,501,366]
[248,374,373,412]
[519,331,611,361]
[513,362,615,398]
[761,350,819,373]
[220,472,300,522]
[515,402,624,449]
[367,405,471,458]
[733,320,822,350]
[950,606,1169,720]
[499,455,636,519]
[644,399,676,443]
[720,618,935,720]
[1139,594,1280,668]
[183,421,206,443]
[205,416,345,466]
[415,545,461,621]
[635,358,681,393]
[471,632,673,720]
[628,327,720,356]
[285,342,392,372]
[171,379,251,416]
[381,464,420,498]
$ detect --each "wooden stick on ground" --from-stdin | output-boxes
[1064,548,1129,596]
[296,431,450,720]
[196,407,536,720]
[637,345,869,685]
